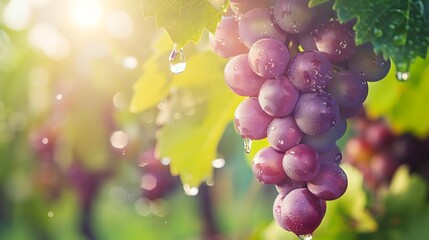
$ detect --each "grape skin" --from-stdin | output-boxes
[307,162,348,200]
[258,76,299,117]
[248,38,290,78]
[234,97,273,140]
[224,54,267,97]
[238,8,287,48]
[210,17,248,58]
[273,0,315,34]
[267,116,302,152]
[283,144,320,181]
[252,147,287,184]
[294,91,340,136]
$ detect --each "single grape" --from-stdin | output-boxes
[348,43,391,82]
[252,147,287,184]
[311,19,356,62]
[234,97,274,140]
[283,144,320,181]
[267,116,302,152]
[273,0,315,33]
[275,175,306,197]
[224,54,267,97]
[287,51,333,92]
[301,115,346,152]
[278,188,326,235]
[327,70,368,110]
[258,76,299,117]
[294,91,340,136]
[319,144,342,165]
[308,162,348,200]
[273,194,286,230]
[364,121,393,148]
[210,17,248,58]
[238,8,287,48]
[229,0,268,16]
[248,38,290,78]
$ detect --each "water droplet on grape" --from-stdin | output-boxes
[270,126,276,131]
[278,139,284,145]
[243,138,252,154]
[396,71,410,81]
[335,48,342,55]
[299,234,313,240]
[169,43,186,74]
[339,40,347,48]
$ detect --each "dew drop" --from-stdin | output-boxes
[393,35,406,46]
[339,40,348,48]
[169,43,186,74]
[243,138,252,154]
[299,234,313,240]
[373,28,383,37]
[48,211,54,218]
[396,71,410,81]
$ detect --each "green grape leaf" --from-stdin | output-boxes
[156,52,242,187]
[309,0,330,7]
[365,55,429,137]
[129,58,171,113]
[334,0,429,72]
[141,0,224,48]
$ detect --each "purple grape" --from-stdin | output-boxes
[319,144,342,165]
[275,175,306,197]
[301,115,347,152]
[294,91,340,136]
[287,51,333,92]
[340,103,363,119]
[327,70,368,109]
[210,17,248,58]
[273,194,286,230]
[248,38,290,78]
[252,147,287,184]
[258,76,299,117]
[234,97,274,140]
[283,144,320,181]
[348,43,391,82]
[267,116,302,152]
[278,188,326,235]
[238,8,287,48]
[311,19,356,62]
[308,162,348,200]
[273,0,315,33]
[224,54,267,97]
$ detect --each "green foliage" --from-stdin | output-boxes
[334,0,429,72]
[130,34,242,186]
[308,0,330,7]
[141,0,224,48]
[365,54,429,137]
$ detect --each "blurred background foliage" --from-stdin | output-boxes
[0,0,429,240]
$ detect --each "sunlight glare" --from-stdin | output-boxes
[70,0,103,29]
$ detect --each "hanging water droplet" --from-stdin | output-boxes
[183,184,199,196]
[396,71,410,81]
[299,234,313,240]
[243,138,252,154]
[169,43,186,74]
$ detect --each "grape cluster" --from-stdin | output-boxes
[345,112,429,190]
[211,0,391,237]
